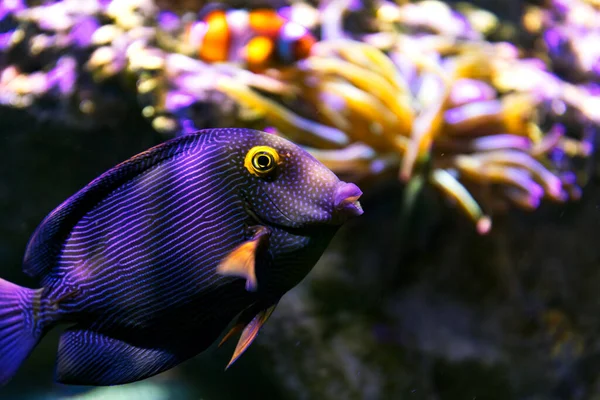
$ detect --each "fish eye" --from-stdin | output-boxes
[244,146,280,177]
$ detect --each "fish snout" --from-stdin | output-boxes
[333,182,364,222]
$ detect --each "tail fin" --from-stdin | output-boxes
[0,278,44,385]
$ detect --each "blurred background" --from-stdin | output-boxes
[2,0,600,399]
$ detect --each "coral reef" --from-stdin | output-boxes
[2,0,596,234]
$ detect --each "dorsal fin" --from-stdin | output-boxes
[22,130,219,280]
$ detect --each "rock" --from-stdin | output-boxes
[245,176,600,399]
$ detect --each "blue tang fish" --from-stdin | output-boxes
[0,128,363,386]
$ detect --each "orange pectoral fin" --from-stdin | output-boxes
[224,304,277,369]
[216,225,271,292]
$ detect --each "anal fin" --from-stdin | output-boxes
[56,326,180,386]
[220,303,277,369]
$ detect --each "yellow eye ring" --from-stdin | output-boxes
[244,146,280,177]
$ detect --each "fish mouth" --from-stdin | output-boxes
[242,183,363,231]
[333,182,364,222]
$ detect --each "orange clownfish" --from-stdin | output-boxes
[184,5,317,72]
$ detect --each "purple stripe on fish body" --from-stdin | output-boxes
[23,132,213,281]
[47,135,257,335]
[55,287,256,385]
[57,327,178,385]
